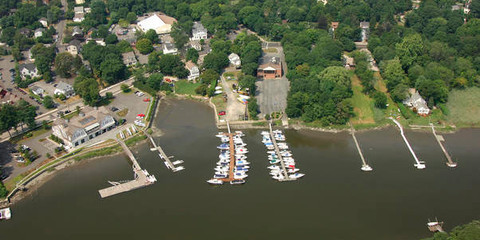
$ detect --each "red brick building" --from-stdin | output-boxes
[257,57,282,79]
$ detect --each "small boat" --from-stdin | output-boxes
[233,173,248,179]
[0,208,11,220]
[236,160,250,165]
[172,160,184,165]
[268,165,280,170]
[288,168,300,173]
[281,151,292,157]
[273,130,282,134]
[207,179,224,185]
[272,174,285,180]
[215,166,229,171]
[261,131,270,135]
[361,165,373,172]
[220,136,230,142]
[214,174,228,179]
[215,133,225,138]
[230,179,246,185]
[289,173,305,179]
[235,131,245,136]
[427,218,445,232]
[173,166,185,172]
[269,159,280,164]
[215,170,229,175]
[217,143,229,150]
[267,151,276,154]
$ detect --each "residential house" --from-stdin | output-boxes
[190,41,202,51]
[403,90,430,116]
[85,7,91,14]
[228,53,241,68]
[360,21,370,42]
[257,56,282,79]
[54,81,75,97]
[52,106,116,148]
[19,63,40,79]
[122,52,138,67]
[137,13,177,34]
[72,26,83,39]
[39,17,48,28]
[34,28,45,38]
[73,7,85,23]
[191,22,207,41]
[163,42,178,55]
[67,39,82,55]
[74,6,84,14]
[31,86,44,96]
[75,0,85,4]
[185,61,200,81]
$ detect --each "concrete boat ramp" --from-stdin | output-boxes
[98,139,157,198]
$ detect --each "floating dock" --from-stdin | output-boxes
[349,123,372,172]
[390,118,426,169]
[430,124,457,168]
[268,122,292,181]
[98,139,156,198]
[146,133,184,172]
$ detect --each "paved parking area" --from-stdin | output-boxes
[108,91,151,124]
[256,78,289,117]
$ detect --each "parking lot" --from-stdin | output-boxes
[256,78,289,117]
[108,90,151,124]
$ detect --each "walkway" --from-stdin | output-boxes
[269,122,291,181]
[145,132,184,172]
[349,123,372,171]
[430,124,457,168]
[98,139,156,198]
[390,118,426,169]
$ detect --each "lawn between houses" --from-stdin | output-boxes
[174,80,202,95]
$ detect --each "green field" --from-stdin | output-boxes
[174,80,201,95]
[350,75,375,125]
[447,87,480,126]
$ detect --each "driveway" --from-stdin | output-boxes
[220,73,246,121]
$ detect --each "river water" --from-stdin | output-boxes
[1,99,479,239]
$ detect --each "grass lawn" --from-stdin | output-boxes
[350,75,375,125]
[174,80,201,95]
[447,87,480,126]
[117,108,129,117]
[211,94,227,118]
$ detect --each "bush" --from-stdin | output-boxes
[373,91,387,109]
[195,84,208,96]
[121,84,130,93]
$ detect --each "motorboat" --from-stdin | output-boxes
[267,165,280,170]
[235,148,249,154]
[215,166,229,171]
[215,133,225,138]
[361,165,373,172]
[283,157,294,161]
[220,136,230,143]
[215,171,229,175]
[0,207,11,220]
[261,131,270,135]
[236,160,250,165]
[230,179,246,185]
[289,173,305,179]
[280,151,292,157]
[288,168,300,173]
[234,131,245,136]
[273,130,282,134]
[235,165,250,169]
[269,159,280,164]
[214,174,228,179]
[207,179,224,185]
[233,172,248,179]
[217,143,229,150]
[267,151,276,154]
[272,174,285,180]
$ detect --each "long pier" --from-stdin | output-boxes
[218,121,237,182]
[98,139,156,198]
[349,123,372,172]
[390,118,426,169]
[430,124,457,168]
[145,133,184,172]
[269,122,291,181]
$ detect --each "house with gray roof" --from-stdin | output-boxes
[191,22,208,41]
[34,28,45,38]
[403,89,430,116]
[122,52,138,67]
[54,81,75,97]
[19,63,39,79]
[163,42,178,55]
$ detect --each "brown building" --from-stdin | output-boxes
[257,57,282,79]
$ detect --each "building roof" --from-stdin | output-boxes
[185,60,198,70]
[56,81,73,92]
[192,22,207,35]
[39,17,47,22]
[360,21,370,29]
[54,106,114,141]
[228,53,241,63]
[31,86,44,93]
[74,6,84,13]
[122,51,137,64]
[69,39,82,48]
[158,14,177,25]
[258,56,281,70]
[72,26,83,36]
[20,63,37,72]
[331,22,339,29]
[35,28,45,34]
[163,42,177,51]
[403,90,429,111]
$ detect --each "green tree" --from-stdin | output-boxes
[43,95,55,109]
[100,57,126,84]
[147,73,164,91]
[54,52,75,78]
[203,51,229,73]
[186,48,199,63]
[74,77,100,106]
[136,38,153,54]
[373,91,387,109]
[144,29,159,44]
[121,84,130,93]
[126,12,137,23]
[395,34,423,70]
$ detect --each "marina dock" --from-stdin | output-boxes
[349,123,372,172]
[98,139,156,198]
[430,124,457,168]
[268,122,292,181]
[146,133,184,172]
[390,118,426,169]
[218,121,238,182]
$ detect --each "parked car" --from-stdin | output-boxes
[143,98,150,102]
[218,111,226,116]
[111,107,119,112]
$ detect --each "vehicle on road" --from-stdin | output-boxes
[218,111,226,116]
[111,106,119,112]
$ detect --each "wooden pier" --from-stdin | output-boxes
[349,123,372,172]
[390,118,426,169]
[430,124,457,168]
[217,121,238,182]
[146,133,184,172]
[269,122,292,181]
[98,139,156,198]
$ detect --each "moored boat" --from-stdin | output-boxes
[230,179,246,185]
[207,179,224,185]
[0,207,11,220]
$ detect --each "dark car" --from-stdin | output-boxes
[64,110,71,114]
[9,68,15,73]
[111,107,119,112]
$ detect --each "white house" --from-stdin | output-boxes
[19,63,39,79]
[185,61,200,81]
[228,53,241,68]
[73,6,85,23]
[403,90,430,116]
[34,28,45,38]
[30,86,44,96]
[52,106,116,148]
[54,81,75,97]
[67,40,82,55]
[75,0,85,4]
[137,13,177,34]
[74,6,84,14]
[163,42,178,55]
[191,22,207,41]
[39,17,48,28]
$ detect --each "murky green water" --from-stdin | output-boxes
[1,99,479,240]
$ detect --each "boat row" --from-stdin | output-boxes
[262,130,305,181]
[207,131,249,185]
